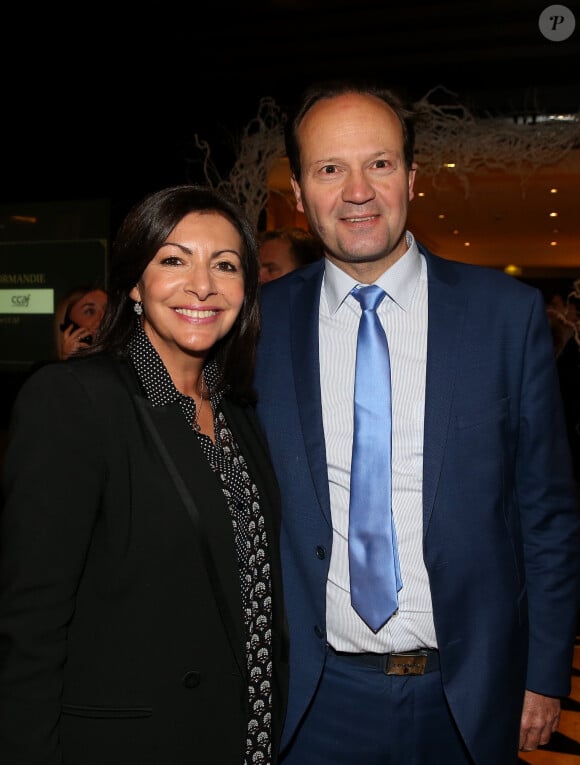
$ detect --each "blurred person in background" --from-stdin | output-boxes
[546,280,580,496]
[259,226,322,284]
[56,285,108,360]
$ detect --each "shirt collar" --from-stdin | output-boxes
[129,319,180,407]
[323,230,422,314]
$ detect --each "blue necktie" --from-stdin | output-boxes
[349,285,402,633]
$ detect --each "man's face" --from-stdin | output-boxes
[291,92,415,281]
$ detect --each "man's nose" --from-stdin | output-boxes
[342,170,376,204]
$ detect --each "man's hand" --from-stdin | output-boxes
[519,690,561,751]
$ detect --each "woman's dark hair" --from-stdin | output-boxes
[88,184,260,403]
[285,78,416,182]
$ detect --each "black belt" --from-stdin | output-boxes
[328,645,440,675]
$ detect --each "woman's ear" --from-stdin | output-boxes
[129,285,141,302]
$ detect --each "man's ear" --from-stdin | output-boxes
[290,176,305,213]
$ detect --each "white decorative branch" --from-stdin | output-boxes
[413,86,580,194]
[193,96,287,231]
[192,86,580,228]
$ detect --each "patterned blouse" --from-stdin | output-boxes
[128,320,273,765]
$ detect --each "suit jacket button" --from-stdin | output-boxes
[182,671,201,688]
[315,546,326,559]
[314,625,325,639]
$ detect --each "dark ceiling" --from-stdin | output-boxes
[2,0,579,225]
[215,1,579,109]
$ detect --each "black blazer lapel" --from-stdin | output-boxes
[134,397,247,676]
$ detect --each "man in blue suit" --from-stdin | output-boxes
[254,79,580,765]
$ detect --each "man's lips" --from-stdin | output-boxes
[340,214,379,223]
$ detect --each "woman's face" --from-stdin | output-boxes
[130,211,245,367]
[68,289,108,331]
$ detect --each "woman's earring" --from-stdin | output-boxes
[134,301,143,316]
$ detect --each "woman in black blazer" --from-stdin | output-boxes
[0,185,289,764]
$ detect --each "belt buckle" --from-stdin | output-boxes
[386,650,428,675]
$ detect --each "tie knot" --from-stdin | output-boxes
[351,284,386,312]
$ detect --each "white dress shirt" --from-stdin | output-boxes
[320,232,437,653]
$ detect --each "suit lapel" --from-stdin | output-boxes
[133,397,246,675]
[289,265,333,522]
[422,252,466,531]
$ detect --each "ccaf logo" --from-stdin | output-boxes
[538,5,576,41]
[11,294,31,307]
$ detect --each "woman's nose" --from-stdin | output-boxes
[184,265,216,298]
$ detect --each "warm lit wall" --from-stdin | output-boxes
[266,153,580,276]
